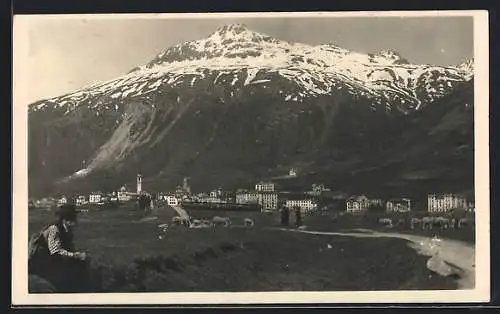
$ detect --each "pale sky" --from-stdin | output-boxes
[17,14,473,104]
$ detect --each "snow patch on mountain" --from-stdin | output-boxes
[29,24,473,115]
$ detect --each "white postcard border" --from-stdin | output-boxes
[12,10,490,305]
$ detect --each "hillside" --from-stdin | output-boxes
[27,24,474,198]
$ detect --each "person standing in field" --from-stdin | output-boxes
[280,205,289,226]
[294,206,302,228]
[138,193,147,212]
[28,203,91,293]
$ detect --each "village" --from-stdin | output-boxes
[29,168,475,218]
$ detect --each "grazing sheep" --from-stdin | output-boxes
[458,218,469,228]
[450,218,457,229]
[409,217,421,229]
[244,218,255,228]
[189,219,203,228]
[201,219,213,228]
[212,216,231,227]
[421,217,434,229]
[188,218,213,229]
[171,216,183,225]
[378,218,393,228]
[434,217,451,229]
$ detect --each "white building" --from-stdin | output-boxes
[210,189,223,198]
[236,191,260,204]
[137,174,142,195]
[118,192,131,202]
[200,196,223,203]
[89,192,103,204]
[57,196,68,206]
[386,198,411,212]
[467,201,475,212]
[428,193,467,213]
[346,195,370,213]
[166,195,179,206]
[183,177,191,195]
[285,199,318,213]
[289,168,297,177]
[255,181,276,192]
[307,183,332,196]
[117,186,132,202]
[258,192,279,211]
[369,198,384,207]
[75,195,87,207]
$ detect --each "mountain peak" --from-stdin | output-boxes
[215,23,249,34]
[205,23,281,46]
[457,58,474,79]
[376,49,400,56]
[458,58,473,69]
[374,49,410,65]
[209,23,255,39]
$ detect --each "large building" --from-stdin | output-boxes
[369,198,384,207]
[428,193,467,213]
[166,195,179,206]
[346,195,386,212]
[89,192,103,204]
[255,181,276,192]
[183,177,191,195]
[137,174,142,195]
[236,191,260,204]
[346,195,370,213]
[285,199,318,213]
[257,192,279,211]
[117,186,132,202]
[386,198,411,213]
[306,183,332,196]
[210,189,223,198]
[75,195,87,207]
[57,196,68,206]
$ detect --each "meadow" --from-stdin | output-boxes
[28,203,470,292]
[303,210,475,244]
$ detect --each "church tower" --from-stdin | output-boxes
[183,177,191,194]
[137,173,142,194]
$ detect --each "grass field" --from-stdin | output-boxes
[28,203,469,292]
[303,211,475,244]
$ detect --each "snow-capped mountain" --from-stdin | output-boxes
[28,24,474,198]
[31,24,472,115]
[457,58,474,78]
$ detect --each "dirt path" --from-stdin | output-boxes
[271,227,475,289]
[171,205,190,219]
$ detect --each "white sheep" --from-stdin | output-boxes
[212,216,231,227]
[410,217,422,229]
[244,218,255,228]
[171,216,183,225]
[458,218,469,228]
[378,218,393,228]
[189,219,203,228]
